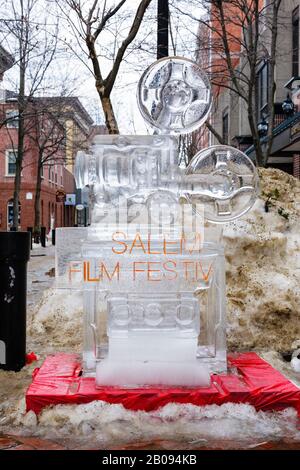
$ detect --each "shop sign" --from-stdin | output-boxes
[65,194,76,206]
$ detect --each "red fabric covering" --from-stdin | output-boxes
[25,352,300,415]
[26,352,38,365]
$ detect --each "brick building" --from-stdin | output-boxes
[37,96,94,173]
[0,48,95,232]
[197,0,300,177]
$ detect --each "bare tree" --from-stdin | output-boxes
[55,0,153,134]
[172,0,283,167]
[178,129,210,166]
[208,0,281,166]
[25,98,65,235]
[28,92,91,235]
[0,0,60,229]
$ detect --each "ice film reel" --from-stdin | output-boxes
[184,145,259,223]
[137,56,212,134]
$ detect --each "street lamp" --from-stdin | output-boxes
[257,117,268,137]
[282,94,294,116]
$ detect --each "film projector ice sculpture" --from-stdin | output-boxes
[57,57,259,388]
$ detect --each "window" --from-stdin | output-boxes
[6,110,19,128]
[256,61,269,119]
[48,166,51,181]
[6,150,17,176]
[222,111,229,145]
[292,7,299,77]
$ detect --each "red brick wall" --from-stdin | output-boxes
[0,174,70,232]
[196,1,265,152]
[293,154,300,179]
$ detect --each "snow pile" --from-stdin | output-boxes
[224,168,300,352]
[0,365,36,428]
[8,401,300,448]
[28,288,83,350]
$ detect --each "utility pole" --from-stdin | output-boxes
[157,0,169,59]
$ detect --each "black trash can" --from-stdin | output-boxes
[0,232,31,371]
[52,228,55,246]
[27,227,33,250]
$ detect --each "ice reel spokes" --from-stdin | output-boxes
[184,145,259,223]
[137,56,212,134]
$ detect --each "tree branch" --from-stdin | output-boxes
[104,0,152,96]
[94,0,127,40]
[205,120,225,144]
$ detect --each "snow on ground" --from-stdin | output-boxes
[7,401,300,450]
[1,168,300,448]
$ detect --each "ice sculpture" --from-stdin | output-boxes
[56,57,259,388]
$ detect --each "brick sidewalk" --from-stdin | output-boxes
[0,435,65,451]
[1,434,300,450]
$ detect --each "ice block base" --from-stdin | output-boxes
[96,359,211,387]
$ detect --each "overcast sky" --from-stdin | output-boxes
[1,0,203,134]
